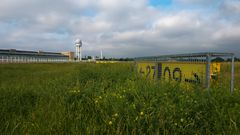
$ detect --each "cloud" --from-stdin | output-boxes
[174,0,218,5]
[222,0,240,13]
[0,0,240,58]
[218,0,240,22]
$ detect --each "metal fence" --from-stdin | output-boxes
[0,55,68,63]
[135,52,235,93]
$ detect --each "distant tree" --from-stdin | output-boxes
[119,58,124,61]
[87,56,92,59]
[118,58,134,61]
[125,58,134,61]
[236,58,240,61]
[226,57,240,62]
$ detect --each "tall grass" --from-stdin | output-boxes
[0,63,239,134]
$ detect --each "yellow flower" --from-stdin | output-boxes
[108,121,112,125]
[181,118,184,122]
[114,113,118,117]
[140,112,144,116]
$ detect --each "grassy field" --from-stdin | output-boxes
[0,63,240,134]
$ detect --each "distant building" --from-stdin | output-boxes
[0,49,69,63]
[61,52,75,61]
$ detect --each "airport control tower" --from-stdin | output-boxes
[75,39,82,61]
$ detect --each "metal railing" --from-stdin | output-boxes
[0,55,69,63]
[135,52,235,94]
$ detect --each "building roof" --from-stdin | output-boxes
[0,49,68,58]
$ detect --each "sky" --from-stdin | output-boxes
[0,0,240,58]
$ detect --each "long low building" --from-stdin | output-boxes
[0,49,71,63]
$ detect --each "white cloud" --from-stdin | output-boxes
[174,0,218,5]
[222,0,240,13]
[213,26,240,40]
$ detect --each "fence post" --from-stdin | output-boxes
[231,55,235,94]
[206,54,211,91]
[155,58,158,81]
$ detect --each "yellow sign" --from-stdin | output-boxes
[137,62,221,85]
[210,63,221,80]
[96,61,119,64]
[137,62,157,79]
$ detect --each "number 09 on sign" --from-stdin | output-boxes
[137,62,220,85]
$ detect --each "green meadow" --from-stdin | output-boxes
[0,63,240,134]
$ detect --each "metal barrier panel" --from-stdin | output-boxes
[161,62,206,85]
[137,61,221,86]
[137,62,157,80]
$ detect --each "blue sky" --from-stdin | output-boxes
[0,0,240,57]
[149,0,172,7]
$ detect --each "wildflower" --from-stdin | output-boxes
[69,90,80,93]
[114,113,118,117]
[180,118,184,122]
[108,121,112,125]
[99,96,102,99]
[140,111,144,116]
[95,100,98,103]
